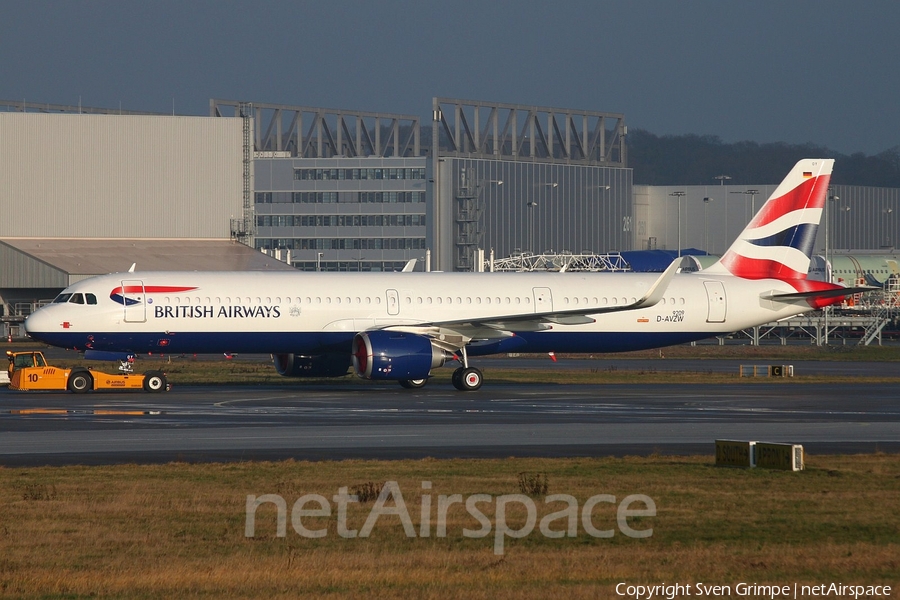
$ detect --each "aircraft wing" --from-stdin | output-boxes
[382,258,682,351]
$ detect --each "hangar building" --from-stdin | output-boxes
[0,104,292,336]
[212,98,631,273]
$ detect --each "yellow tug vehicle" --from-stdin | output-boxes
[7,350,168,393]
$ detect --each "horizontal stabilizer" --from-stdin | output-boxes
[763,286,877,302]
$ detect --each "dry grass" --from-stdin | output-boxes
[1,454,898,598]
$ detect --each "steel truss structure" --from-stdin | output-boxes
[432,98,626,165]
[211,100,420,158]
[737,285,900,346]
[487,252,630,272]
[431,98,628,272]
[0,99,164,116]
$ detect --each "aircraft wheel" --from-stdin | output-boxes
[67,370,93,394]
[143,371,167,392]
[452,367,482,391]
[451,368,463,389]
[399,378,428,389]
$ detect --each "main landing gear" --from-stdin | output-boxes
[399,378,428,389]
[396,346,482,391]
[451,346,482,391]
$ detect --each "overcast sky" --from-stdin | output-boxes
[2,1,897,155]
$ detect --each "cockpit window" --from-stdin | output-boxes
[86,293,97,305]
[53,293,72,303]
[69,293,85,304]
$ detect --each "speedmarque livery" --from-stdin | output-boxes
[25,159,865,391]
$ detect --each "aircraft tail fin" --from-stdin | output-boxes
[705,159,834,280]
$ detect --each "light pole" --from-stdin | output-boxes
[825,192,839,280]
[823,191,839,346]
[883,208,894,248]
[837,205,851,253]
[730,189,760,223]
[526,200,538,253]
[599,184,611,251]
[527,182,557,255]
[715,176,731,240]
[669,191,686,257]
[703,197,713,254]
[316,252,324,272]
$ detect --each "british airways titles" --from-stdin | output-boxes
[153,304,282,319]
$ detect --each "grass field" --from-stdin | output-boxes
[1,454,898,598]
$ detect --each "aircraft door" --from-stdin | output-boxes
[533,287,553,313]
[386,289,400,316]
[703,281,727,323]
[121,279,147,323]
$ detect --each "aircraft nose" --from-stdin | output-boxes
[24,306,54,339]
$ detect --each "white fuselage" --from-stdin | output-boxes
[25,269,811,356]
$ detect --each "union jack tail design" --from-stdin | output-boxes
[705,159,834,280]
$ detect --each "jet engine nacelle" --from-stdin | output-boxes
[351,330,449,381]
[273,353,351,378]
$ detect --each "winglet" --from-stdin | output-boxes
[401,259,417,272]
[633,257,682,309]
[128,263,136,273]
